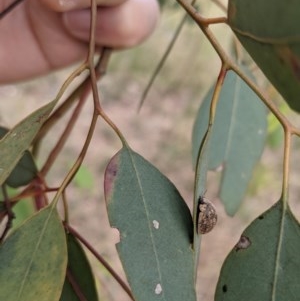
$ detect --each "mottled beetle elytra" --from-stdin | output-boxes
[197,195,217,234]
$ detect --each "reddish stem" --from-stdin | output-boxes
[64,223,135,301]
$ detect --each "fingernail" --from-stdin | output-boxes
[58,0,80,10]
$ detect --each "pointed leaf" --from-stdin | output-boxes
[192,71,267,215]
[60,232,98,301]
[228,0,300,112]
[215,200,300,301]
[0,205,67,301]
[0,99,56,186]
[0,127,37,188]
[191,108,213,266]
[6,150,38,188]
[104,147,196,301]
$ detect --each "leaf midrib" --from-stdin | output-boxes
[128,148,166,301]
[17,207,55,301]
[271,202,286,301]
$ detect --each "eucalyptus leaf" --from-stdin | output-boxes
[0,127,37,188]
[192,107,213,267]
[6,150,37,188]
[0,99,56,186]
[60,233,98,301]
[192,71,267,215]
[0,205,67,301]
[228,0,300,112]
[215,201,300,301]
[104,146,196,301]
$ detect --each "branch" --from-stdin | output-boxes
[64,224,135,301]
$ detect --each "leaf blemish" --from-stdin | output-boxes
[35,112,48,124]
[152,220,160,229]
[104,155,120,200]
[257,129,264,135]
[215,164,224,172]
[222,284,228,293]
[235,235,251,251]
[154,283,162,295]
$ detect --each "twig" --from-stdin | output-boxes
[176,0,292,129]
[39,80,91,176]
[49,3,112,208]
[33,79,86,156]
[0,0,24,19]
[281,129,291,205]
[138,12,189,111]
[0,185,15,242]
[66,269,88,301]
[177,0,298,208]
[64,223,135,301]
[87,2,126,144]
[62,190,69,223]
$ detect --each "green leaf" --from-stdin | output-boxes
[104,146,196,301]
[215,200,300,301]
[0,99,56,186]
[0,201,4,212]
[60,232,98,301]
[6,150,37,188]
[191,105,213,267]
[192,71,267,215]
[0,205,67,301]
[228,0,300,112]
[0,127,37,188]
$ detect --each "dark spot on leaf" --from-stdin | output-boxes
[222,284,228,293]
[258,215,264,220]
[35,113,48,124]
[235,235,251,251]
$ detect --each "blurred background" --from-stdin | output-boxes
[1,0,300,300]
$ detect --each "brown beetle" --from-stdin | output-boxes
[197,195,217,234]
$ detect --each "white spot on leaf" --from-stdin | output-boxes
[215,164,224,172]
[153,220,159,229]
[258,129,263,135]
[155,283,162,295]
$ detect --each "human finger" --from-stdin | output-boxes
[41,0,126,12]
[63,0,159,48]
